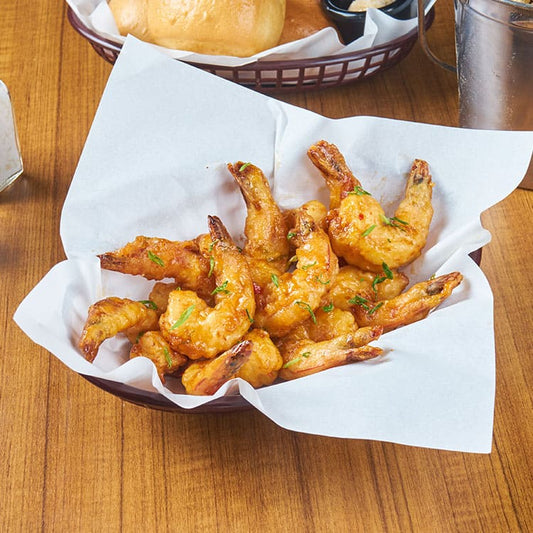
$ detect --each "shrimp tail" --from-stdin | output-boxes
[346,345,384,363]
[408,159,432,187]
[227,162,263,210]
[307,140,360,208]
[207,215,232,246]
[426,271,462,296]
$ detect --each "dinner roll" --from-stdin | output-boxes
[108,0,287,57]
[279,0,334,44]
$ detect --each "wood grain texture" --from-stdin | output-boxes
[1,1,532,531]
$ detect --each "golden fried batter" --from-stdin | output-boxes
[99,235,214,299]
[148,281,181,314]
[159,216,256,359]
[228,161,290,271]
[181,340,252,395]
[351,272,463,332]
[129,330,187,382]
[277,326,383,381]
[327,265,409,311]
[253,210,339,338]
[79,297,159,362]
[235,328,283,388]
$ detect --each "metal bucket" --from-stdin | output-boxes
[417,0,533,189]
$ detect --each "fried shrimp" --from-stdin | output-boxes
[159,216,256,359]
[147,282,180,314]
[79,297,159,362]
[253,210,339,338]
[129,331,187,383]
[99,235,214,300]
[308,141,434,271]
[228,161,290,272]
[327,265,409,312]
[283,200,329,234]
[277,325,384,381]
[235,329,283,388]
[350,272,463,332]
[181,340,252,395]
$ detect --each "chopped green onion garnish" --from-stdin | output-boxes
[170,305,195,329]
[315,276,330,285]
[295,300,316,324]
[239,162,251,172]
[361,224,376,237]
[382,262,393,279]
[211,280,230,295]
[380,214,409,228]
[271,273,280,287]
[282,357,302,368]
[208,256,215,277]
[371,275,386,294]
[368,302,384,315]
[287,231,296,240]
[246,308,254,324]
[163,347,172,368]
[322,303,334,313]
[208,239,219,252]
[301,352,311,358]
[348,295,370,310]
[371,263,394,293]
[301,261,317,270]
[348,185,371,196]
[147,251,164,267]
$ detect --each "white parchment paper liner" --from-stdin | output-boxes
[65,0,434,66]
[15,37,533,452]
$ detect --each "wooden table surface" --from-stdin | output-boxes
[1,1,532,531]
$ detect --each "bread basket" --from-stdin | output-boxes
[67,6,434,93]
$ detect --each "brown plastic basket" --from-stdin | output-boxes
[67,6,434,93]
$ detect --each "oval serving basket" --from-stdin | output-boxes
[67,6,434,93]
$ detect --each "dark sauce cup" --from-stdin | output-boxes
[321,0,415,43]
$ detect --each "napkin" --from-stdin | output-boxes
[65,0,433,66]
[15,37,533,452]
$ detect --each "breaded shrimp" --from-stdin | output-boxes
[235,328,283,388]
[79,297,159,362]
[283,200,329,234]
[228,161,290,272]
[289,306,359,342]
[253,210,339,338]
[327,265,409,312]
[147,281,180,315]
[159,216,256,359]
[99,235,214,300]
[308,141,434,271]
[350,272,463,332]
[181,340,252,395]
[277,325,383,381]
[129,331,187,383]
